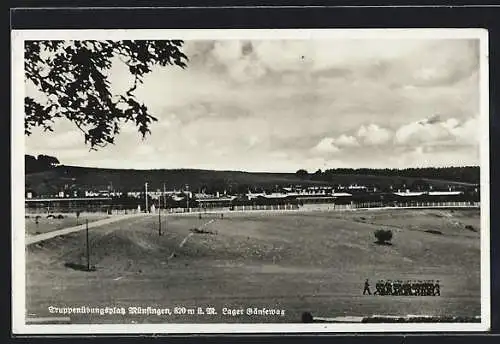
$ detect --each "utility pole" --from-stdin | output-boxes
[145,182,148,213]
[186,184,190,212]
[163,182,166,209]
[158,207,161,236]
[85,219,90,271]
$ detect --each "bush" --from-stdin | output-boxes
[301,312,313,323]
[56,214,65,219]
[374,229,393,244]
[465,225,477,232]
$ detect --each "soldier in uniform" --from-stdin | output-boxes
[416,280,422,296]
[410,280,416,296]
[427,280,433,296]
[363,279,372,295]
[429,280,435,296]
[386,280,394,296]
[374,280,382,295]
[393,280,400,296]
[434,280,441,296]
[397,280,404,296]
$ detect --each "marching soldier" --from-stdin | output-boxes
[374,280,382,295]
[363,279,372,295]
[394,280,402,296]
[416,280,422,296]
[429,280,435,296]
[434,280,441,296]
[427,280,433,296]
[385,280,393,296]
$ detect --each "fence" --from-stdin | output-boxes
[26,200,480,216]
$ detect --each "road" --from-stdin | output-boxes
[25,213,148,245]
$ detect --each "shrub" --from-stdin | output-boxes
[465,225,477,232]
[56,214,65,219]
[374,229,393,244]
[301,312,313,323]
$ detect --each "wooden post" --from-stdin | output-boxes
[158,207,161,236]
[85,219,90,271]
[163,182,166,209]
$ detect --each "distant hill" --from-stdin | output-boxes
[25,165,479,197]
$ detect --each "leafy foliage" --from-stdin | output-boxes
[295,169,309,179]
[25,40,188,149]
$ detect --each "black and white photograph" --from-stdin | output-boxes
[11,29,490,334]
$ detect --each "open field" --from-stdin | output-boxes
[25,208,480,324]
[25,213,109,236]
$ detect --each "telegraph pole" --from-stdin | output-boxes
[186,184,190,212]
[85,219,90,271]
[145,182,148,213]
[158,207,162,236]
[163,182,166,209]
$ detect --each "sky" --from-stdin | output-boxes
[25,38,482,172]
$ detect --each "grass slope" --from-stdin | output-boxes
[26,209,480,324]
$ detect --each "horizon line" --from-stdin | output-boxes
[48,163,481,174]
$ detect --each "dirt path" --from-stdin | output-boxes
[166,218,217,260]
[25,213,148,246]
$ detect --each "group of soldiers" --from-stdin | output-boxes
[363,279,441,296]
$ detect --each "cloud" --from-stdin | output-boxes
[209,41,268,83]
[357,124,392,145]
[247,135,260,148]
[44,130,86,149]
[310,134,359,154]
[391,144,479,169]
[448,117,480,144]
[395,115,479,146]
[134,144,156,156]
[395,115,451,145]
[312,138,340,154]
[334,134,359,147]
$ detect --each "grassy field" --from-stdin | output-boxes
[25,208,481,324]
[25,213,109,236]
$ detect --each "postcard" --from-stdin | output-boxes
[11,28,490,334]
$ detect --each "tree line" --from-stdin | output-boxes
[296,166,480,184]
[25,154,60,174]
